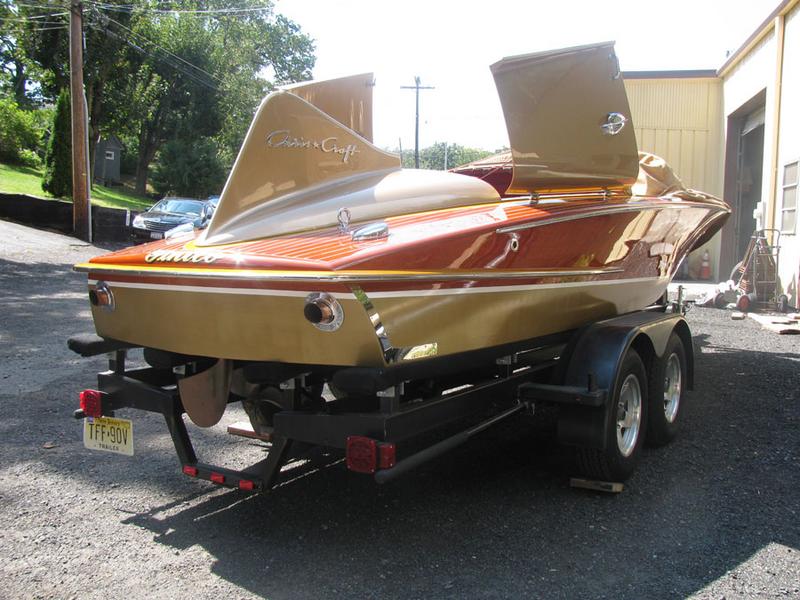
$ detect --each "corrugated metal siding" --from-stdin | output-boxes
[624,78,724,196]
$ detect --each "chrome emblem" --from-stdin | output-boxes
[601,112,627,136]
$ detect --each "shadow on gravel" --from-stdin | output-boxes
[0,258,80,283]
[0,259,91,359]
[107,343,800,600]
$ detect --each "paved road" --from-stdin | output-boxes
[1,220,798,599]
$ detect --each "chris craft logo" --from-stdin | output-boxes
[145,250,218,264]
[266,129,360,163]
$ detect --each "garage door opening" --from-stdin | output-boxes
[722,91,766,276]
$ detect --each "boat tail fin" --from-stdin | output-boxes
[492,42,639,194]
[205,91,400,242]
[283,72,375,142]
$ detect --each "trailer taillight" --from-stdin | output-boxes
[210,472,225,484]
[346,437,396,473]
[182,465,198,477]
[346,436,377,473]
[378,443,396,469]
[238,479,255,491]
[79,389,102,418]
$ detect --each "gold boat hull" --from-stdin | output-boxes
[87,273,669,367]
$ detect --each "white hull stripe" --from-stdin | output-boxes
[88,276,668,299]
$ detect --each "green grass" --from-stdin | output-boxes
[90,182,152,210]
[0,161,153,210]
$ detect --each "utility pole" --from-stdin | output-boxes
[400,76,434,169]
[69,0,90,241]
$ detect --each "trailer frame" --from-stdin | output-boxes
[68,303,692,492]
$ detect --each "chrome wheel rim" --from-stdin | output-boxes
[616,373,642,457]
[663,353,682,423]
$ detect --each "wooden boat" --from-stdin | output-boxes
[76,42,729,374]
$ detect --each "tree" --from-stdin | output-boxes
[100,1,315,193]
[3,0,315,193]
[151,138,226,198]
[398,142,493,170]
[0,96,41,164]
[1,1,27,104]
[1,0,70,106]
[41,89,71,198]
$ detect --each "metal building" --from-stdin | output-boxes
[622,0,799,309]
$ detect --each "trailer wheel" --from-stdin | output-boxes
[242,386,287,436]
[576,348,647,482]
[646,333,686,447]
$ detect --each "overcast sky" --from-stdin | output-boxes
[276,0,775,152]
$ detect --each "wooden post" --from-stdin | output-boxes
[400,77,434,169]
[69,0,90,241]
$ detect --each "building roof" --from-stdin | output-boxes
[99,135,123,149]
[717,0,799,77]
[622,70,717,80]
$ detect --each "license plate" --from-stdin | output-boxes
[83,416,134,456]
[150,231,163,239]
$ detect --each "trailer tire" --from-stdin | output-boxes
[242,385,301,436]
[646,333,686,447]
[576,348,647,482]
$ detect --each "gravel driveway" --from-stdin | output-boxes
[0,220,798,599]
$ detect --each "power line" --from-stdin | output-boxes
[91,10,221,87]
[8,2,70,10]
[87,16,219,91]
[0,12,68,21]
[84,1,273,16]
[103,12,222,83]
[90,23,218,91]
[0,16,66,23]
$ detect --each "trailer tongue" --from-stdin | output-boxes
[68,303,693,492]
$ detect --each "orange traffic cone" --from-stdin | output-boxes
[700,249,711,280]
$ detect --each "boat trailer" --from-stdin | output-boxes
[68,306,693,492]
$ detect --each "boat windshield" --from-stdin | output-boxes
[151,198,205,216]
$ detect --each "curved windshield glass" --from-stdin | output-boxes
[152,198,205,216]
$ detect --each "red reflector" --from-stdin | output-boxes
[346,436,377,474]
[238,479,255,491]
[182,465,198,477]
[210,472,225,484]
[378,443,396,469]
[79,389,103,418]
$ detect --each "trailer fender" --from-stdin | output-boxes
[556,312,691,450]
